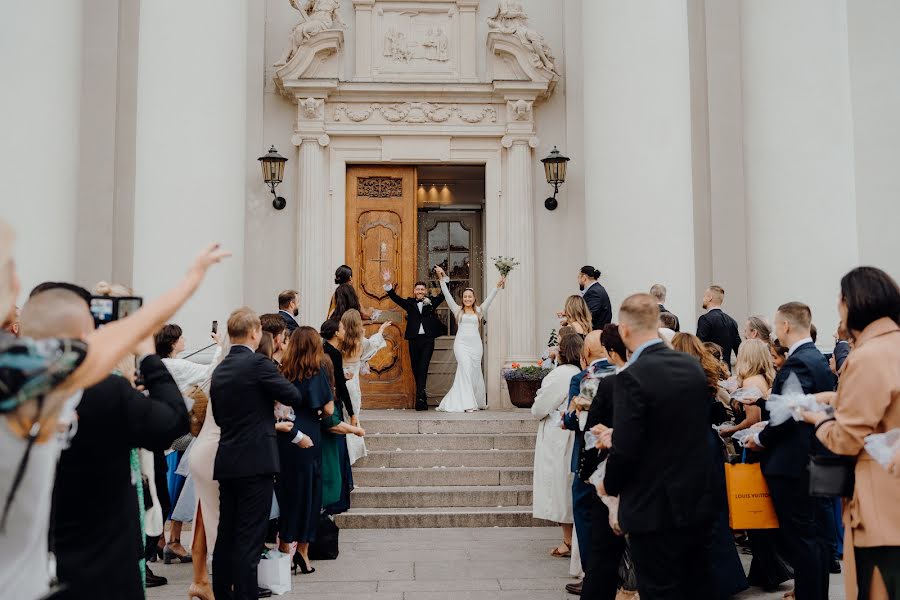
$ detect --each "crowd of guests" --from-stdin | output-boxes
[531,267,900,599]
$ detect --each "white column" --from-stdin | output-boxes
[581,1,697,328]
[0,1,83,297]
[502,136,538,362]
[295,134,330,325]
[741,0,858,329]
[132,0,248,348]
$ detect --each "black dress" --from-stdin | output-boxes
[275,368,331,543]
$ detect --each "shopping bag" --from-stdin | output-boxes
[723,463,779,530]
[258,550,291,595]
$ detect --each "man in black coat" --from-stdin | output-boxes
[650,283,680,331]
[578,266,612,330]
[745,302,836,600]
[598,294,716,599]
[212,308,304,600]
[21,288,190,599]
[277,289,300,333]
[382,269,445,411]
[696,285,742,365]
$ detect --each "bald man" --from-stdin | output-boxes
[21,288,189,598]
[561,330,613,596]
[600,294,716,599]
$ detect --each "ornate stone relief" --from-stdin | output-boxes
[384,26,450,63]
[298,97,323,119]
[507,99,533,121]
[334,103,498,125]
[486,0,557,75]
[275,0,347,67]
[357,177,404,198]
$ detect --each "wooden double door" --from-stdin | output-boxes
[345,166,418,409]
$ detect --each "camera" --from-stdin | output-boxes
[89,296,143,328]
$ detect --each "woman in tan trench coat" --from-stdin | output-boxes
[803,266,900,600]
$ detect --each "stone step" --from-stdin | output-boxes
[362,415,538,435]
[350,485,533,508]
[365,432,536,451]
[355,449,535,469]
[352,466,533,487]
[334,506,553,529]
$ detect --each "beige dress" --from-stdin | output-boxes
[189,391,221,552]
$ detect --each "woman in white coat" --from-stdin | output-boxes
[532,334,584,558]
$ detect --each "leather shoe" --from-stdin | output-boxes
[830,560,842,574]
[415,399,428,411]
[145,567,168,588]
[258,587,273,598]
[565,581,583,595]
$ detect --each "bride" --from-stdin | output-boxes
[434,266,506,412]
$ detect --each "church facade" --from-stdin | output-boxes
[4,0,900,407]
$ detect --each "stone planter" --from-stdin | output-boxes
[505,378,543,409]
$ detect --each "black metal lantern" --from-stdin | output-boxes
[540,146,570,211]
[258,145,288,210]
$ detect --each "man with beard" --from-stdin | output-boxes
[278,290,300,333]
[578,266,612,330]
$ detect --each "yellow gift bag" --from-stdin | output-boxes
[724,463,779,530]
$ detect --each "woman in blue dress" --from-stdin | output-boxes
[276,326,335,574]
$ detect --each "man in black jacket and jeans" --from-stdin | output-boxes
[598,294,716,599]
[212,307,304,600]
[382,269,444,411]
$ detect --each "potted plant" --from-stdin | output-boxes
[502,362,552,409]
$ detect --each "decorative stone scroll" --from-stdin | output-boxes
[333,103,497,125]
[357,177,404,198]
[273,0,345,85]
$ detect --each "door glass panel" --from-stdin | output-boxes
[449,252,470,279]
[448,222,469,251]
[428,224,449,252]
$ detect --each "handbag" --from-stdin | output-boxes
[187,385,208,437]
[808,454,855,498]
[308,514,340,560]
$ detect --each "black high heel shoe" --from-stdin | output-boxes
[292,552,315,575]
[163,544,193,564]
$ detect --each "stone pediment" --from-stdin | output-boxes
[273,29,344,89]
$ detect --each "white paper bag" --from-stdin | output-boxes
[258,551,292,595]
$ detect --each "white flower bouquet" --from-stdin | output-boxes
[492,256,520,277]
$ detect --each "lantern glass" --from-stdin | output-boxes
[540,146,570,185]
[258,146,287,185]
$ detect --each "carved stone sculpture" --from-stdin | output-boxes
[275,0,347,67]
[486,0,557,74]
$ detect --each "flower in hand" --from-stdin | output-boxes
[497,275,507,289]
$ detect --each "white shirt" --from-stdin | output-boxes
[788,337,814,357]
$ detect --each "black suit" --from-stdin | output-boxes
[279,310,299,333]
[211,346,304,600]
[604,342,716,599]
[582,282,612,330]
[385,285,445,409]
[658,303,680,332]
[53,356,188,600]
[696,307,742,364]
[757,342,836,600]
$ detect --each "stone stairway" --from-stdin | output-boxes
[334,409,553,529]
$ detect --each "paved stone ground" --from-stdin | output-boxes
[146,527,845,600]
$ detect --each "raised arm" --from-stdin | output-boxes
[479,284,501,316]
[436,270,460,315]
[67,243,230,393]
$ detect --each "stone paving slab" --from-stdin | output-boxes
[145,527,846,600]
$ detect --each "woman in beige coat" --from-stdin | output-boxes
[802,266,900,600]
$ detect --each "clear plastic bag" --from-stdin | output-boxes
[765,373,832,425]
[584,430,600,449]
[864,428,900,469]
[721,376,739,394]
[731,387,764,404]
[588,461,622,534]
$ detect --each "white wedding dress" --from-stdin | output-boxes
[436,277,499,412]
[343,332,386,464]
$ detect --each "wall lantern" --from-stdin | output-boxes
[540,146,570,211]
[258,145,288,210]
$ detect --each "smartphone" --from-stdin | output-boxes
[89,296,143,328]
[212,320,218,334]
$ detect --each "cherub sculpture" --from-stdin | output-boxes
[275,0,347,66]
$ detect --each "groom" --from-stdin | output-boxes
[383,269,445,411]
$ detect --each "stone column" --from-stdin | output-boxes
[0,1,83,295]
[131,0,248,348]
[294,133,330,325]
[501,135,538,363]
[581,0,698,328]
[741,0,858,328]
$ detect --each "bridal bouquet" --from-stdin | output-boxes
[492,256,520,277]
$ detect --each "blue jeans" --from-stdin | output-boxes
[572,475,594,571]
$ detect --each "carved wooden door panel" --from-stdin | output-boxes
[345,167,417,409]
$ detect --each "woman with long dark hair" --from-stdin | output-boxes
[277,326,336,574]
[802,266,900,600]
[329,265,374,321]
